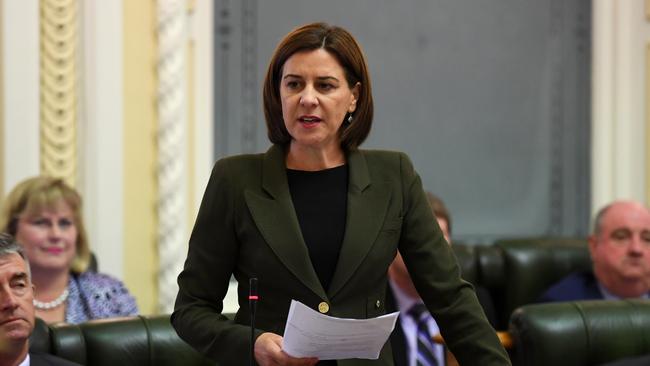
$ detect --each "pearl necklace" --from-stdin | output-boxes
[33,288,69,310]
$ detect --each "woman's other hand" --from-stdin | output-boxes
[254,332,319,366]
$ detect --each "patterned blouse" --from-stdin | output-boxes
[65,271,139,324]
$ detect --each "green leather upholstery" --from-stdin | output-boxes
[452,244,505,287]
[26,239,591,362]
[29,317,52,353]
[452,238,590,329]
[497,238,591,323]
[509,300,650,366]
[29,315,216,366]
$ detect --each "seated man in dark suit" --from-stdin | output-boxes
[387,193,496,366]
[539,200,650,302]
[0,233,80,366]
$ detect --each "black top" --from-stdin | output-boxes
[287,164,348,292]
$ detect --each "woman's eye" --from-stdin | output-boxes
[286,80,300,89]
[32,219,49,226]
[59,219,74,228]
[318,83,334,91]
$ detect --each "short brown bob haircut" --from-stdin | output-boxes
[0,176,92,273]
[426,192,452,235]
[263,22,374,151]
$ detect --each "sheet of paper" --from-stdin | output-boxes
[282,299,399,360]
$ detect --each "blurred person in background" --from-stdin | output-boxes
[539,200,650,302]
[388,192,497,366]
[0,176,138,324]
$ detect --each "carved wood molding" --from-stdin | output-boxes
[40,0,78,186]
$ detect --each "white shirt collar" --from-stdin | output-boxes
[389,278,420,313]
[19,353,29,366]
[598,282,650,300]
[388,279,444,366]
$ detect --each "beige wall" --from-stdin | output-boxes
[123,0,158,315]
[0,0,40,194]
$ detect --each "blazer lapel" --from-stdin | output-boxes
[328,149,391,299]
[244,145,327,300]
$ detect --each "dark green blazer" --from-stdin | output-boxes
[172,144,510,366]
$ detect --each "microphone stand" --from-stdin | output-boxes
[249,278,259,366]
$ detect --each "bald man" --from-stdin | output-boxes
[539,200,650,302]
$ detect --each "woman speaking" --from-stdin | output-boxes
[172,22,510,366]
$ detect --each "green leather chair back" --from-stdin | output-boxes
[28,317,53,356]
[496,237,591,323]
[451,244,505,326]
[451,243,480,284]
[452,244,505,287]
[34,315,217,366]
[509,300,650,366]
[453,238,591,329]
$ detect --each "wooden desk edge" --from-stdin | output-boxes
[433,331,513,349]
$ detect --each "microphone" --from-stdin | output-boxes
[249,277,259,366]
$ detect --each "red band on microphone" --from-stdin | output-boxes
[248,295,259,300]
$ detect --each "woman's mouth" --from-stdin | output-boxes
[299,116,321,128]
[44,247,64,255]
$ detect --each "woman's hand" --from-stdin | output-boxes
[254,332,319,366]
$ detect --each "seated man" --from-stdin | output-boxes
[0,233,79,366]
[539,200,650,302]
[387,193,496,366]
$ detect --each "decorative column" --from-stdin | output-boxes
[40,0,78,186]
[591,0,648,210]
[156,0,188,313]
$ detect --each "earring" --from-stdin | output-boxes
[347,114,353,124]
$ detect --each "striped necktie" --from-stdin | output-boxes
[408,303,439,366]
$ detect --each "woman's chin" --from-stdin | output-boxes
[291,137,339,151]
[31,262,72,274]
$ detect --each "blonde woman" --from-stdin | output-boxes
[0,176,138,324]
